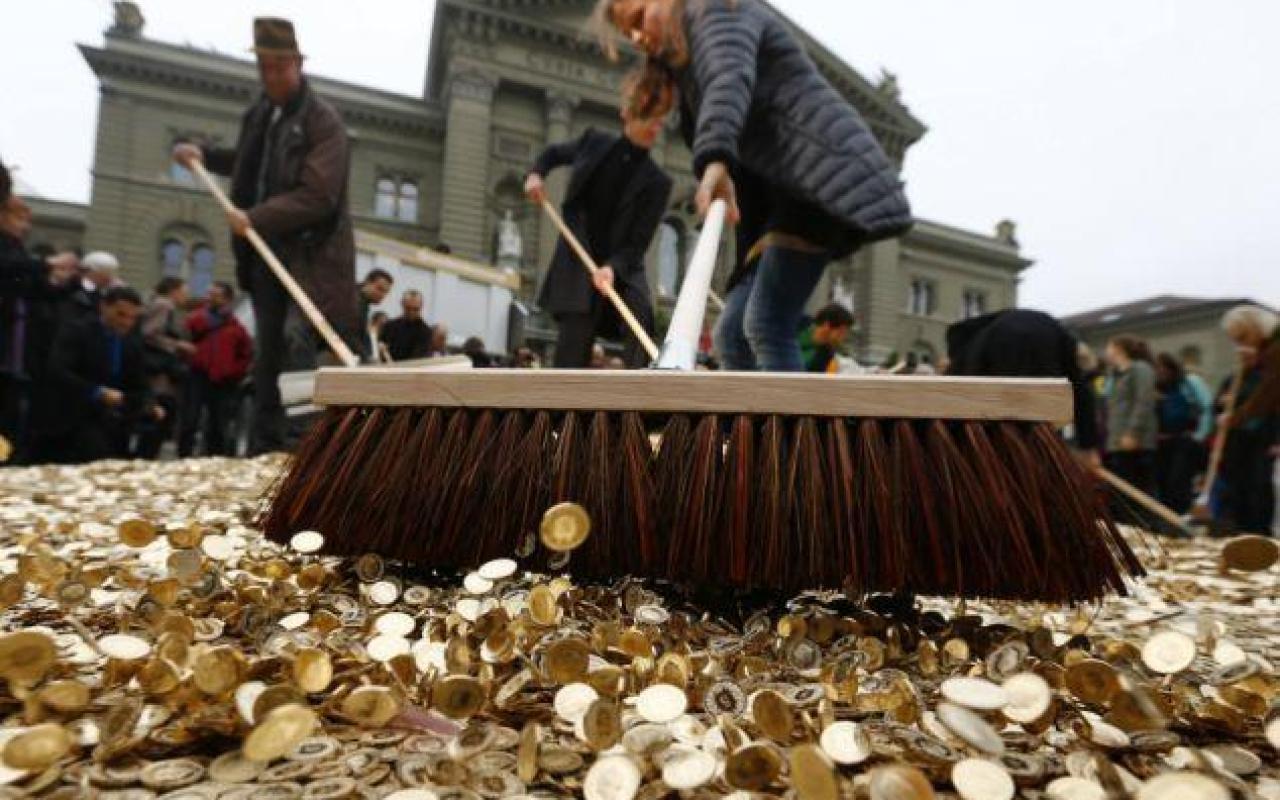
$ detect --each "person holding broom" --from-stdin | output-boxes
[524,109,673,369]
[172,18,358,454]
[594,0,912,372]
[1217,304,1279,534]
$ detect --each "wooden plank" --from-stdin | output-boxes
[314,368,1073,423]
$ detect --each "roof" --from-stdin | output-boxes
[1061,295,1261,331]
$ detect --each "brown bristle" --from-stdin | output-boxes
[264,404,1144,603]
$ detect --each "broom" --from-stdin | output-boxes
[1190,359,1245,524]
[261,201,1143,603]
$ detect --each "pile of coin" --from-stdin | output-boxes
[0,456,1276,799]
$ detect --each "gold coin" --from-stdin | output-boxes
[355,553,385,583]
[193,646,246,695]
[869,765,936,800]
[582,699,622,751]
[543,637,590,684]
[724,743,783,791]
[1221,535,1279,572]
[790,744,838,800]
[253,684,307,724]
[0,574,25,610]
[209,750,266,783]
[37,680,91,715]
[293,648,333,694]
[539,502,591,553]
[0,631,56,683]
[1064,659,1119,704]
[1141,631,1197,675]
[433,676,485,720]
[119,519,158,548]
[136,657,182,696]
[517,722,540,783]
[343,686,402,727]
[583,755,641,800]
[751,689,793,741]
[538,745,584,775]
[2,724,72,771]
[0,434,11,462]
[243,704,317,763]
[168,524,205,549]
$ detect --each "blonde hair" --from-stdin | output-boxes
[591,0,691,120]
[1222,304,1279,338]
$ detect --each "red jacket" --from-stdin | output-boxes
[187,307,253,385]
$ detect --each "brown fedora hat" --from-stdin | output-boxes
[251,17,303,57]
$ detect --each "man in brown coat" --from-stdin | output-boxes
[173,18,356,454]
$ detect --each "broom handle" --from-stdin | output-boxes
[1199,360,1246,504]
[657,199,728,370]
[189,159,360,369]
[540,201,660,362]
[1096,467,1191,534]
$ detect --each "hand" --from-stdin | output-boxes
[227,208,251,238]
[1078,449,1103,471]
[1119,434,1140,452]
[593,265,615,294]
[695,161,741,224]
[46,252,79,283]
[172,143,202,168]
[152,405,167,422]
[524,173,547,205]
[99,388,125,408]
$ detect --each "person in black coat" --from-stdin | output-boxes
[597,0,912,372]
[525,113,673,369]
[35,287,164,464]
[946,309,1102,466]
[380,290,433,362]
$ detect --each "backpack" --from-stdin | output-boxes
[1161,379,1202,434]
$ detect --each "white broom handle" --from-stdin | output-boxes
[540,201,660,362]
[657,199,727,370]
[188,159,360,368]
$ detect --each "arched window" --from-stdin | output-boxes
[398,181,419,223]
[657,220,683,299]
[190,244,216,297]
[161,239,187,277]
[375,178,398,219]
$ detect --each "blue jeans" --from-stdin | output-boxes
[714,247,830,372]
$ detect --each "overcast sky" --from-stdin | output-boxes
[2,0,1277,316]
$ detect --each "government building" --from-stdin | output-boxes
[27,0,1033,364]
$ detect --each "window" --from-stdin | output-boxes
[375,176,421,222]
[169,161,194,186]
[398,181,419,223]
[657,221,683,299]
[158,228,217,297]
[190,245,216,297]
[161,239,187,277]
[907,278,936,317]
[961,290,987,320]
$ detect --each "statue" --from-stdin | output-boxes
[111,2,145,37]
[496,210,522,271]
[876,69,901,102]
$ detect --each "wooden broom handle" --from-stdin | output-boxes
[189,159,360,368]
[1202,360,1246,498]
[540,201,660,362]
[1096,467,1191,534]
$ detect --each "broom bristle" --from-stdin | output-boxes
[261,407,1145,603]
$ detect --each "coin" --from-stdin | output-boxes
[293,648,333,694]
[540,503,591,553]
[582,755,641,800]
[289,531,325,554]
[636,684,687,724]
[0,631,57,683]
[790,744,838,800]
[384,792,441,800]
[582,699,622,751]
[941,677,1008,711]
[193,646,245,695]
[343,686,402,726]
[37,680,91,714]
[119,519,158,548]
[1046,776,1107,800]
[1,724,72,771]
[1135,772,1229,800]
[1064,659,1119,704]
[244,704,317,763]
[725,743,782,791]
[821,721,871,766]
[478,559,517,581]
[1141,631,1197,675]
[139,758,205,791]
[554,683,598,723]
[434,676,484,720]
[704,681,748,717]
[543,637,590,684]
[1000,673,1052,725]
[99,634,152,661]
[1221,535,1279,572]
[952,758,1014,800]
[208,750,265,783]
[936,703,1004,756]
[868,765,935,800]
[751,689,793,741]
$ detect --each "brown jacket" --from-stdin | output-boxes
[1238,330,1280,424]
[203,81,358,337]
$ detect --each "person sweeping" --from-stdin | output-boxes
[595,0,912,372]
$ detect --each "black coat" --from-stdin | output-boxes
[530,129,673,316]
[380,316,433,362]
[947,309,1100,451]
[0,233,48,300]
[676,0,912,251]
[0,233,72,380]
[43,318,153,437]
[203,80,359,338]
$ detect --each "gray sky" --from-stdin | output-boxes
[2,0,1277,316]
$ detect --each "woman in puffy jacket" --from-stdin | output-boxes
[595,0,912,371]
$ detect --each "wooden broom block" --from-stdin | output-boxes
[313,368,1074,423]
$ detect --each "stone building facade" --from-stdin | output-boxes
[29,0,1031,361]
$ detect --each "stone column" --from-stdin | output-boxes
[439,69,498,262]
[537,90,580,270]
[859,238,903,365]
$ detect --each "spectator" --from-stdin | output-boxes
[463,336,494,368]
[181,282,253,457]
[1180,351,1215,447]
[357,269,394,362]
[380,290,433,362]
[60,251,121,329]
[39,287,163,464]
[1,163,79,457]
[590,343,607,370]
[1218,304,1279,534]
[136,277,195,459]
[1104,335,1159,519]
[429,323,449,357]
[1153,353,1203,515]
[512,346,539,369]
[798,304,854,374]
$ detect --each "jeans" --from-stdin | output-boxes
[554,285,655,369]
[714,247,830,372]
